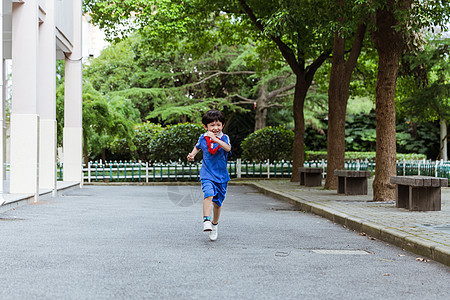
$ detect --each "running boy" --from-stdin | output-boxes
[187,110,231,241]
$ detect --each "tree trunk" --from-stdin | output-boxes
[254,83,268,131]
[83,135,89,167]
[102,148,106,162]
[325,49,349,189]
[372,1,409,201]
[373,53,398,201]
[291,76,308,182]
[440,118,447,161]
[325,11,366,189]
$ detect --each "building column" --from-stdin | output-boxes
[10,0,39,195]
[63,0,82,183]
[38,0,57,192]
[0,1,5,193]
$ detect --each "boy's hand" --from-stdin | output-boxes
[205,131,218,142]
[187,152,195,161]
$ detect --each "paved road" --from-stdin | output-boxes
[0,185,448,299]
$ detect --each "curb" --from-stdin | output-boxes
[0,182,80,214]
[243,181,450,267]
[84,182,201,186]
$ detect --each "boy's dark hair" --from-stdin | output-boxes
[202,110,225,126]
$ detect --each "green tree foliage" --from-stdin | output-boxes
[84,34,262,124]
[56,80,140,163]
[83,90,140,163]
[56,60,140,162]
[241,126,294,162]
[100,94,141,159]
[80,82,112,163]
[84,0,335,181]
[149,123,205,162]
[345,112,439,159]
[397,38,450,122]
[345,112,377,152]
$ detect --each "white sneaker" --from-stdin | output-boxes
[209,224,218,241]
[203,220,212,231]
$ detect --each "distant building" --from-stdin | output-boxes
[1,0,83,198]
[82,13,109,61]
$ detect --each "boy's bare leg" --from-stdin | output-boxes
[203,196,213,217]
[212,203,221,224]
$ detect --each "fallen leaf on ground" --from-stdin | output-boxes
[416,257,429,262]
[377,258,394,262]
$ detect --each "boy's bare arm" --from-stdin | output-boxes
[187,147,200,161]
[206,132,231,152]
[216,139,231,152]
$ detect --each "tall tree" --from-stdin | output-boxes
[371,0,412,201]
[234,0,332,181]
[325,0,367,189]
[370,0,449,201]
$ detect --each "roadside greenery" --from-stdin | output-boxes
[241,126,294,162]
[133,122,163,162]
[305,151,426,161]
[73,0,449,168]
[149,123,205,163]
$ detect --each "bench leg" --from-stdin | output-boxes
[300,172,305,186]
[344,177,368,195]
[396,184,409,209]
[337,177,345,194]
[409,187,441,211]
[305,173,322,187]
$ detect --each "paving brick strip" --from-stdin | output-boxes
[233,179,450,267]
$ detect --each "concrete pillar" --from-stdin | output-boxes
[63,0,82,183]
[0,2,5,193]
[10,0,39,195]
[38,0,57,192]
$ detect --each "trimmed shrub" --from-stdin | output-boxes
[133,122,163,161]
[241,126,294,162]
[150,123,205,162]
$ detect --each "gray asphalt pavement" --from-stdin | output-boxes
[0,185,449,299]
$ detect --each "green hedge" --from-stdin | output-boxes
[150,123,205,163]
[241,126,294,162]
[134,122,163,161]
[305,151,427,161]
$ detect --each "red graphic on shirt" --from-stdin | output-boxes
[205,135,224,154]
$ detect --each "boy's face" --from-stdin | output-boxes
[203,120,223,136]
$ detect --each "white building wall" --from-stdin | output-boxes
[55,0,73,44]
[10,0,40,195]
[63,0,82,183]
[5,0,83,196]
[38,0,57,191]
[2,1,12,59]
[0,0,5,192]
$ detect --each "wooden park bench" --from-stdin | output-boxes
[334,170,371,195]
[390,176,448,211]
[298,167,323,187]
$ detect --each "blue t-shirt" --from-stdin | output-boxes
[195,132,231,183]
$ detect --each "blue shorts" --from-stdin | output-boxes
[201,180,228,207]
